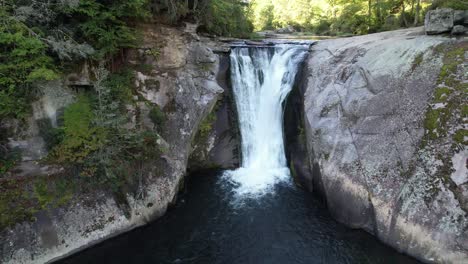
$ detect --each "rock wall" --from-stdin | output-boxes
[187,54,241,171]
[425,8,468,35]
[300,27,467,263]
[0,24,228,264]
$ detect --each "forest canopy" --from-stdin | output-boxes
[249,0,468,35]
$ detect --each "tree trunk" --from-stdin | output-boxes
[414,0,420,25]
[376,0,382,26]
[401,0,408,27]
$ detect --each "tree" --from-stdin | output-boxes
[414,0,420,25]
[0,8,58,119]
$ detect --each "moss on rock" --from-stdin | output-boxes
[423,44,467,145]
[0,175,76,231]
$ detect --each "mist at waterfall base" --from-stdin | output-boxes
[58,45,420,264]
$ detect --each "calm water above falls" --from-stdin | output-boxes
[59,44,420,264]
[59,171,419,264]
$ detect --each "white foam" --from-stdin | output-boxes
[224,44,308,197]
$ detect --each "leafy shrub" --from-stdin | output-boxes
[37,118,64,151]
[0,148,21,177]
[67,0,150,58]
[0,176,75,231]
[104,70,135,104]
[149,105,166,132]
[430,0,468,10]
[0,9,58,119]
[50,96,106,164]
[199,0,253,37]
[313,19,332,35]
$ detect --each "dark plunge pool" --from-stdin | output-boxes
[58,170,420,264]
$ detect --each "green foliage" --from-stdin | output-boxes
[149,105,166,132]
[0,179,35,230]
[329,2,369,35]
[0,9,58,119]
[145,47,162,59]
[105,70,135,104]
[411,52,424,72]
[196,105,218,143]
[68,0,150,58]
[433,87,453,103]
[151,0,253,37]
[424,107,449,140]
[47,66,162,194]
[0,90,29,120]
[0,176,75,231]
[423,44,467,145]
[248,0,441,35]
[453,129,467,144]
[37,118,64,151]
[200,0,254,37]
[431,0,468,10]
[0,148,21,176]
[50,96,106,164]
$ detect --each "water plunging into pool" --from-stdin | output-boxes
[58,43,420,264]
[223,44,309,197]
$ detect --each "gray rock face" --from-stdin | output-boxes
[425,8,468,35]
[302,27,468,263]
[188,55,240,170]
[453,10,468,25]
[0,24,225,264]
[452,25,467,35]
[453,10,464,25]
[425,8,454,34]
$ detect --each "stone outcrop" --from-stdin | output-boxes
[187,54,241,171]
[0,24,227,264]
[452,25,467,35]
[300,27,467,263]
[275,25,296,34]
[425,8,468,35]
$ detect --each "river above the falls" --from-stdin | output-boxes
[59,170,419,264]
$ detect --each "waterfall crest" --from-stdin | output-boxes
[224,44,309,196]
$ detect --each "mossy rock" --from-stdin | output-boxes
[0,175,76,231]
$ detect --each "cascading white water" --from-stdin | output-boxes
[224,44,309,196]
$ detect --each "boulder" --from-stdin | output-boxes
[452,25,467,35]
[453,10,468,25]
[188,55,240,171]
[425,8,454,34]
[275,25,296,34]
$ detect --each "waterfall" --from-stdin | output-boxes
[224,43,309,196]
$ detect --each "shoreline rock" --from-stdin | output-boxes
[300,27,467,263]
